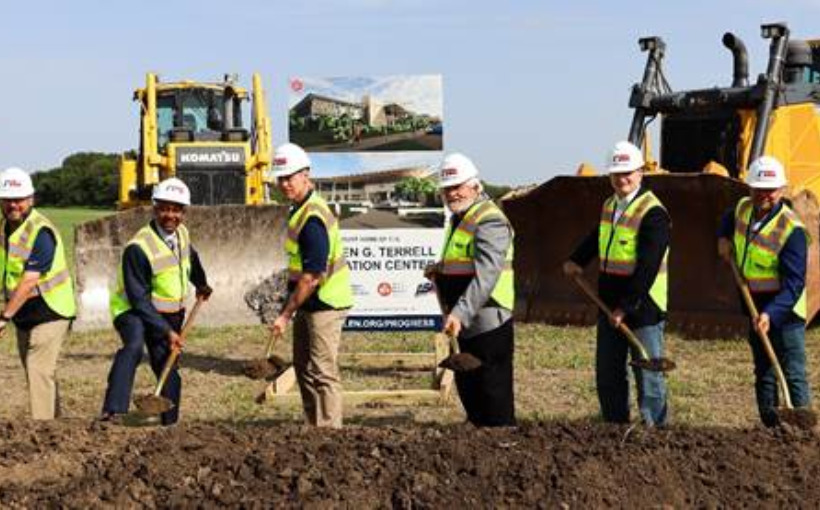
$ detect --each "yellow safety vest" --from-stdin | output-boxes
[733,197,808,319]
[110,223,192,319]
[440,199,515,310]
[286,191,353,309]
[0,209,76,318]
[598,190,669,312]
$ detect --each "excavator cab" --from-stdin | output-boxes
[505,22,820,338]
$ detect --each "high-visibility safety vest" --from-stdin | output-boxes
[440,199,515,310]
[733,197,808,319]
[0,209,76,318]
[286,191,353,309]
[110,224,192,319]
[598,190,669,312]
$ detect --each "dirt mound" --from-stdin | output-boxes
[1,419,819,507]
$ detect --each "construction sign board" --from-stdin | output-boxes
[341,228,443,331]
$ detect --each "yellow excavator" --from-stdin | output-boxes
[505,22,820,338]
[74,73,289,330]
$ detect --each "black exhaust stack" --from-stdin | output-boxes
[722,32,749,87]
[748,22,790,163]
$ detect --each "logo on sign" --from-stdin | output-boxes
[415,281,434,296]
[377,282,393,297]
[177,147,245,167]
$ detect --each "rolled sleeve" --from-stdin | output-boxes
[24,228,56,273]
[298,217,329,274]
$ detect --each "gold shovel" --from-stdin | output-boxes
[134,296,205,415]
[571,275,676,372]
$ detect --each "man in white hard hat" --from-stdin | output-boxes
[717,156,812,426]
[427,152,516,427]
[100,177,212,425]
[271,143,352,428]
[563,140,671,427]
[0,167,76,420]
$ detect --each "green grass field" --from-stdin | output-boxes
[39,207,114,268]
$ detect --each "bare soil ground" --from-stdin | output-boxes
[1,419,820,507]
[0,323,819,506]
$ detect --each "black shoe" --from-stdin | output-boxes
[97,413,125,425]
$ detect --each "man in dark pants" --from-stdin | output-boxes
[429,153,516,427]
[564,140,670,426]
[100,178,211,425]
[717,156,811,426]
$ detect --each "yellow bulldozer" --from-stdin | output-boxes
[73,73,289,330]
[505,22,820,338]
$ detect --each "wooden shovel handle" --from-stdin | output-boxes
[264,331,281,358]
[153,296,206,397]
[727,257,793,409]
[571,275,651,360]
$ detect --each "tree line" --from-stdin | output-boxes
[32,152,119,208]
[30,152,514,209]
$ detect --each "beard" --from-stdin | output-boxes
[446,197,475,214]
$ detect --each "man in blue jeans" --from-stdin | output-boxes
[717,156,811,426]
[564,141,670,426]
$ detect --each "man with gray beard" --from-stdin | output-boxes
[426,153,516,427]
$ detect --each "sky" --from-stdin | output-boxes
[2,0,819,186]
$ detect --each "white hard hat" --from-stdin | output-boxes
[438,153,479,189]
[747,156,787,189]
[606,141,645,174]
[152,177,191,206]
[0,167,35,199]
[272,143,311,178]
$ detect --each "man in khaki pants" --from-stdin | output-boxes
[0,167,76,419]
[270,143,353,428]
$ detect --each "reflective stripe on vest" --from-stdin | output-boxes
[109,224,192,319]
[598,190,669,312]
[285,191,353,309]
[0,209,76,318]
[733,197,808,319]
[440,199,515,311]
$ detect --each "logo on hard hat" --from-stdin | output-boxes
[2,179,21,188]
[613,154,631,164]
[167,184,185,194]
[274,157,288,166]
[759,170,777,178]
[441,167,458,177]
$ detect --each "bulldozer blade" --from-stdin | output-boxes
[73,205,290,330]
[503,173,820,340]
